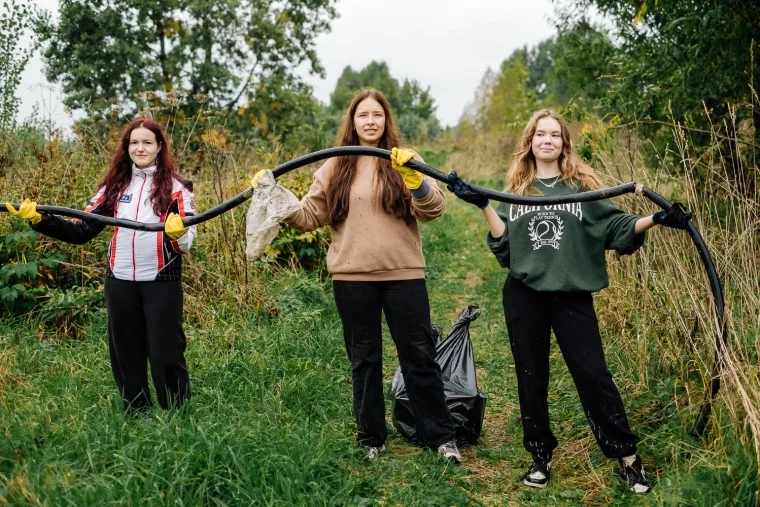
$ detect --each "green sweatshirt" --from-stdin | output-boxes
[486,179,645,292]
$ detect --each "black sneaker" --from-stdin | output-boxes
[619,455,651,494]
[522,456,551,489]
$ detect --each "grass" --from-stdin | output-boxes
[1,131,758,505]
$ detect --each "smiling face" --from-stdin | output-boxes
[353,97,386,147]
[128,126,162,169]
[531,116,564,164]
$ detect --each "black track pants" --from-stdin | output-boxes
[104,277,190,411]
[333,279,456,449]
[503,275,639,458]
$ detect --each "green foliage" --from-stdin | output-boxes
[226,75,334,153]
[0,0,45,130]
[555,0,760,156]
[329,61,442,143]
[563,0,759,116]
[0,230,65,315]
[39,0,338,145]
[37,285,105,339]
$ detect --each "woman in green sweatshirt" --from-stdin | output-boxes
[447,109,691,494]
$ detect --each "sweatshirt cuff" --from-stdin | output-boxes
[612,222,646,255]
[486,228,509,251]
[411,180,430,199]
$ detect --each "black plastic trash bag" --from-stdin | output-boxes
[390,305,487,446]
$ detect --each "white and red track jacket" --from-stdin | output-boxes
[33,164,197,282]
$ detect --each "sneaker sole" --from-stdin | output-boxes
[522,479,548,489]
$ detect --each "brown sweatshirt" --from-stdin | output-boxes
[285,154,445,281]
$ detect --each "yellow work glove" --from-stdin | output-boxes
[250,169,268,188]
[5,199,42,224]
[390,147,423,190]
[165,212,189,239]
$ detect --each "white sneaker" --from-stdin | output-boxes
[437,441,462,464]
[365,444,386,460]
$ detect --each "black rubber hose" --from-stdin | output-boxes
[1,145,725,436]
[2,146,638,229]
[639,187,726,437]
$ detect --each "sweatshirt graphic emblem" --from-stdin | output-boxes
[528,212,564,250]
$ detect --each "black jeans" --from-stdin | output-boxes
[503,275,639,458]
[104,277,191,411]
[332,279,456,449]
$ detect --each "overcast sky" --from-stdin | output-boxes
[18,0,557,128]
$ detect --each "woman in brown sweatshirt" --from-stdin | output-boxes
[253,88,460,462]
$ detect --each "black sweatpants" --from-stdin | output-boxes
[104,277,190,411]
[503,275,639,459]
[332,279,456,449]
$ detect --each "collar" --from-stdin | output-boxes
[132,163,157,176]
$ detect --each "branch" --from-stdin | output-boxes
[225,57,259,112]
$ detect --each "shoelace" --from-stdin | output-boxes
[527,460,551,479]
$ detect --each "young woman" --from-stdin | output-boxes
[251,88,461,462]
[5,118,196,412]
[447,109,691,493]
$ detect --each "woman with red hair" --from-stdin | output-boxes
[6,119,196,412]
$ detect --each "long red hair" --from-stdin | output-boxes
[325,88,412,227]
[101,119,176,216]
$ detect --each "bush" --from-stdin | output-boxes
[0,230,66,315]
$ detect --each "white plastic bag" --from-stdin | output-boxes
[245,170,302,260]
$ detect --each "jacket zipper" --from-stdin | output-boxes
[132,174,148,281]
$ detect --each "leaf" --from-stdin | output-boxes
[0,286,18,303]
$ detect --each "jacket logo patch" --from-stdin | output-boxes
[529,212,564,250]
[119,194,132,203]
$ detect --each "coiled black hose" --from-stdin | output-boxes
[1,145,724,437]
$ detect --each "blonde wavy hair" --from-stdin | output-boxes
[506,109,603,195]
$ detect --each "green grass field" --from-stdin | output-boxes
[1,168,756,506]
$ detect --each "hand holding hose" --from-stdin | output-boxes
[390,148,423,190]
[653,202,692,229]
[447,172,490,209]
[165,213,189,239]
[5,199,42,224]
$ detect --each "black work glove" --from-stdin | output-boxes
[447,171,490,209]
[653,202,692,229]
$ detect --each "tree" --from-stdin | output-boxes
[0,1,45,130]
[556,0,760,142]
[328,61,441,142]
[553,0,760,193]
[40,0,338,115]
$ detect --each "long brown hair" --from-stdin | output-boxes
[101,118,176,216]
[506,109,603,195]
[325,88,412,227]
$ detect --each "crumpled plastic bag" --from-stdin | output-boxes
[245,170,302,260]
[390,305,487,446]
